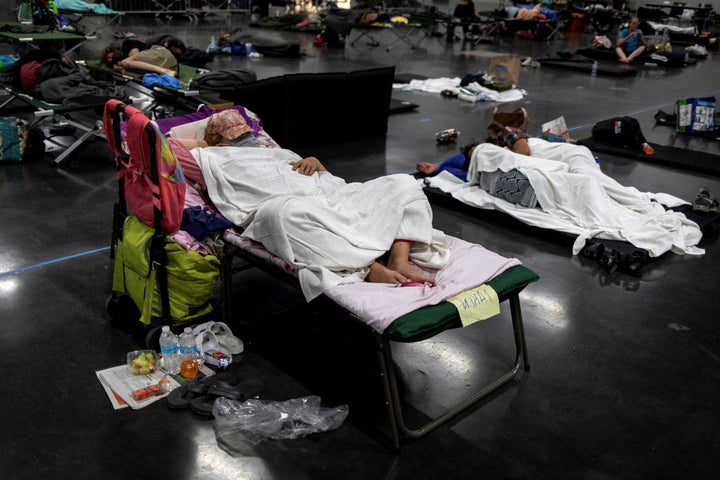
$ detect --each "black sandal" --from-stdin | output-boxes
[166,371,239,410]
[189,379,264,416]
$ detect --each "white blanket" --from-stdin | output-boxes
[393,77,527,103]
[243,174,450,300]
[426,139,704,257]
[195,147,450,300]
[194,147,347,227]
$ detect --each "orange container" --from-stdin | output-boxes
[568,13,586,33]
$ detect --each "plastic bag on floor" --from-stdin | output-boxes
[213,396,349,446]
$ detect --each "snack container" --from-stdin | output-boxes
[127,350,158,376]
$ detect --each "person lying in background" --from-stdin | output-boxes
[416,126,532,178]
[100,40,179,78]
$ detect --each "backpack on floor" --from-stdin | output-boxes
[0,116,45,162]
[591,116,647,149]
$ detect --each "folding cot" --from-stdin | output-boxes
[54,0,125,37]
[420,139,706,276]
[84,59,228,118]
[0,75,123,164]
[641,3,714,32]
[104,0,249,23]
[103,99,539,448]
[322,8,431,51]
[492,3,563,41]
[347,21,428,50]
[0,26,90,54]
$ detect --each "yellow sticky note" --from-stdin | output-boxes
[447,284,500,327]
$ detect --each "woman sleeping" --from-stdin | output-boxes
[423,137,704,258]
[173,110,450,301]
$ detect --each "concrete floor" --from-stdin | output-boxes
[1,5,719,479]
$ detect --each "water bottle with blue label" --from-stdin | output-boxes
[159,326,180,375]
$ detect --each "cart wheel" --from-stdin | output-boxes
[106,293,139,320]
[145,326,164,350]
[106,293,124,318]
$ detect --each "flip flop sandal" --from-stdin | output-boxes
[192,321,244,355]
[166,371,240,409]
[189,379,264,416]
[196,331,233,369]
[166,374,212,410]
[209,322,244,355]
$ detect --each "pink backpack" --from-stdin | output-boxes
[104,99,186,234]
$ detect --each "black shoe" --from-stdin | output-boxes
[654,110,676,126]
[693,188,719,212]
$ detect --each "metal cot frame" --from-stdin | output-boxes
[222,239,534,450]
[105,0,250,23]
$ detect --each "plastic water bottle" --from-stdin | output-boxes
[159,326,180,375]
[206,35,216,54]
[591,61,598,77]
[179,327,197,357]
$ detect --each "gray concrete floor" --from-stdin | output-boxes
[1,5,720,479]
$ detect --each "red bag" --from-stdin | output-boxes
[104,100,186,233]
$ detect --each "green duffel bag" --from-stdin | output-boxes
[112,215,220,326]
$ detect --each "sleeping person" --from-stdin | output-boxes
[101,41,178,78]
[422,136,704,258]
[502,3,543,21]
[416,126,532,179]
[172,111,449,300]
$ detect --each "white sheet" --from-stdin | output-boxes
[194,147,347,227]
[426,139,703,257]
[324,235,521,333]
[195,147,451,300]
[243,174,450,301]
[393,77,527,103]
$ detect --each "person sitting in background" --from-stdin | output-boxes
[453,0,480,39]
[616,17,646,64]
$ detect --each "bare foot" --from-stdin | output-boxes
[416,162,440,175]
[366,262,407,284]
[387,258,436,286]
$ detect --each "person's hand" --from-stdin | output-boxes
[290,156,327,176]
[164,69,177,77]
